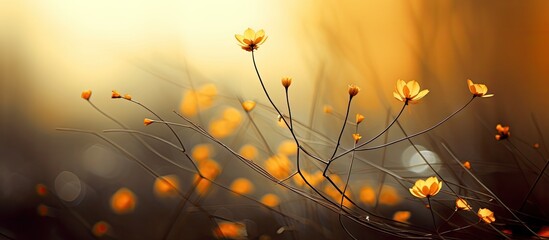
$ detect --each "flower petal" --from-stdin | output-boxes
[396,79,406,97]
[244,28,255,40]
[235,34,245,45]
[412,89,429,101]
[407,80,420,97]
[393,91,404,102]
[256,29,265,39]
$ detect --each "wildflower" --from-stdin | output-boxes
[409,176,443,198]
[348,84,360,97]
[463,161,471,170]
[392,211,411,223]
[111,90,121,98]
[235,28,267,52]
[467,79,493,97]
[352,133,362,143]
[81,90,92,100]
[281,76,292,88]
[92,221,110,237]
[393,79,429,104]
[261,194,280,208]
[230,178,254,195]
[495,124,510,141]
[153,175,179,198]
[241,100,256,112]
[110,188,136,214]
[477,208,495,223]
[356,113,365,124]
[143,118,154,126]
[123,94,132,100]
[455,198,471,211]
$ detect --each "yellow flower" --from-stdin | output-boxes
[352,133,362,143]
[495,124,510,141]
[123,94,132,100]
[111,90,121,99]
[281,76,292,88]
[356,113,365,124]
[81,90,92,100]
[463,161,471,170]
[143,118,154,126]
[455,198,471,211]
[467,79,494,97]
[348,84,360,97]
[477,208,495,223]
[409,176,443,198]
[235,28,267,52]
[241,100,256,112]
[393,79,429,104]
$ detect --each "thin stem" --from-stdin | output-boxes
[335,96,476,159]
[440,142,539,236]
[519,156,549,210]
[338,139,358,240]
[285,88,294,130]
[329,95,353,160]
[426,197,441,239]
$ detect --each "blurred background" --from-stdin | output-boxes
[1,0,548,239]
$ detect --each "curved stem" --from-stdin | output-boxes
[329,95,353,160]
[354,96,476,153]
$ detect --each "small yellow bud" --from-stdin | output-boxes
[144,118,154,126]
[123,94,132,100]
[356,114,365,124]
[281,76,292,88]
[241,100,256,112]
[463,161,471,170]
[352,133,362,143]
[111,90,121,98]
[81,90,92,101]
[348,84,360,97]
